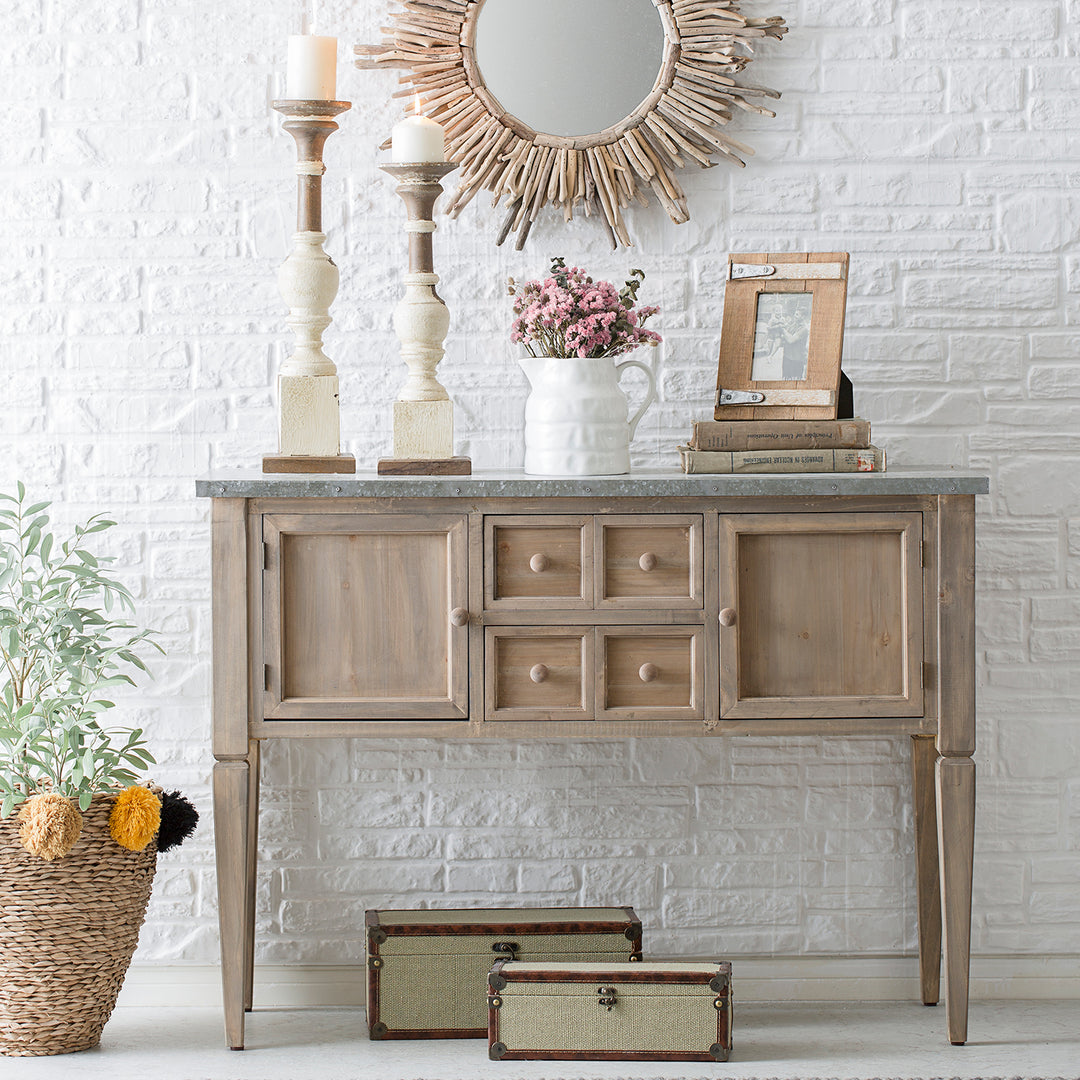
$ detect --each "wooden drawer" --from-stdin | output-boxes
[486,627,594,721]
[598,516,703,608]
[485,514,703,610]
[485,627,703,723]
[598,627,703,721]
[486,516,591,609]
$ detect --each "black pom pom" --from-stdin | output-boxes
[157,790,199,853]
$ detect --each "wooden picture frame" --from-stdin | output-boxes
[713,252,850,421]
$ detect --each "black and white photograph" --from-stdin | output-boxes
[749,292,813,381]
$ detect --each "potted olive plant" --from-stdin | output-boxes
[0,484,197,1056]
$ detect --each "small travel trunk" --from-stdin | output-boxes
[366,907,642,1039]
[487,960,732,1062]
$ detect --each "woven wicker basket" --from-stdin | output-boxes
[0,792,158,1056]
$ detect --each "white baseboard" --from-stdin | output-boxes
[116,955,1080,1009]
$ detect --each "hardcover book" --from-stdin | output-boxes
[678,445,885,474]
[689,418,871,452]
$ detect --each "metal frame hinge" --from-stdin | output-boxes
[920,661,927,689]
[920,539,925,568]
[715,387,766,408]
[263,664,271,692]
[262,542,270,571]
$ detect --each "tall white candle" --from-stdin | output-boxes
[391,111,445,163]
[286,34,337,100]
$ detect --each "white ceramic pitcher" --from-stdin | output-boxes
[519,353,657,475]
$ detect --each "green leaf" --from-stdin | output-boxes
[1,794,14,820]
[0,485,161,800]
[79,791,92,811]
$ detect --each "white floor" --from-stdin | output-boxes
[3,1002,1079,1080]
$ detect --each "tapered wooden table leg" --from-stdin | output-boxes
[937,754,975,1044]
[911,734,942,1005]
[243,740,261,1012]
[935,493,976,1044]
[214,758,251,1050]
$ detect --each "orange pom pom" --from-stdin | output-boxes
[109,785,161,851]
[18,793,83,860]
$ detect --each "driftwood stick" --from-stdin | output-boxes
[513,214,534,251]
[496,196,522,246]
[447,114,497,162]
[619,132,654,181]
[586,147,621,241]
[652,105,715,165]
[642,115,687,167]
[514,146,547,217]
[592,192,619,251]
[529,149,557,221]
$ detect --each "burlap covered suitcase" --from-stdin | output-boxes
[487,959,732,1062]
[366,906,642,1039]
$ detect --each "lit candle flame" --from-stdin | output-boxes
[413,93,422,117]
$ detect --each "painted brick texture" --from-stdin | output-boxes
[2,0,1078,965]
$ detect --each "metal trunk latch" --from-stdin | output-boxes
[597,986,617,1011]
[492,941,518,959]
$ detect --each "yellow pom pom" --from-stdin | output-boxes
[18,793,83,860]
[109,785,161,852]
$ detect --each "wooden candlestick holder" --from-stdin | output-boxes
[263,99,356,475]
[377,161,471,476]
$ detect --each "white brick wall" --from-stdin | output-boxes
[3,0,1078,967]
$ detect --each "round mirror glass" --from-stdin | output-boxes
[474,0,666,139]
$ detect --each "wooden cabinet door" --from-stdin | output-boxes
[718,512,923,719]
[262,514,468,720]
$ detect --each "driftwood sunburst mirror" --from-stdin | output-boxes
[357,0,787,249]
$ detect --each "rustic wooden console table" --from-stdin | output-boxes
[197,470,987,1050]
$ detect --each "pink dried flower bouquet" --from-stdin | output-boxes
[509,257,662,359]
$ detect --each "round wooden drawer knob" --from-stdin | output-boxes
[530,664,549,683]
[638,663,659,683]
[638,552,658,572]
[529,553,550,573]
[719,607,737,627]
[450,607,470,627]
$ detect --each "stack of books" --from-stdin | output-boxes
[678,418,885,474]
